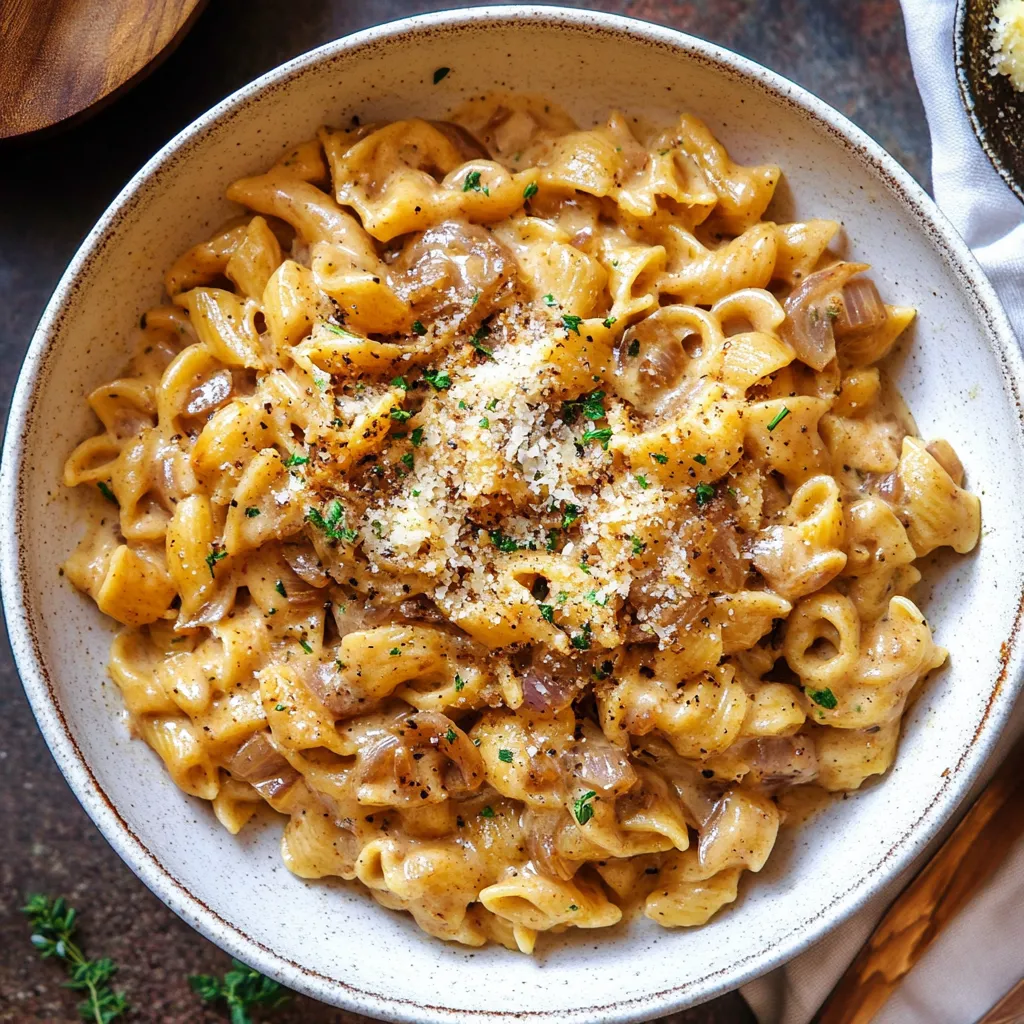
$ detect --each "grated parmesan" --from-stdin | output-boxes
[991,0,1024,91]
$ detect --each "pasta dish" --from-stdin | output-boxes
[62,95,981,954]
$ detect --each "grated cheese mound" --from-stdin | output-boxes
[991,0,1024,92]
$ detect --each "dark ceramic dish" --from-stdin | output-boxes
[955,0,1024,203]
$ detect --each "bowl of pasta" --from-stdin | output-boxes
[4,6,1024,1022]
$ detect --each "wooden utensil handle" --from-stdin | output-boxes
[812,734,1024,1024]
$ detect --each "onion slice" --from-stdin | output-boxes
[834,277,887,338]
[780,262,868,371]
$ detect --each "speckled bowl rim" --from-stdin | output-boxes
[3,7,1023,1023]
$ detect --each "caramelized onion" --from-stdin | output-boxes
[392,220,515,330]
[283,543,330,588]
[523,809,576,881]
[565,721,637,795]
[745,736,819,789]
[520,648,582,712]
[834,277,886,338]
[305,660,363,717]
[429,120,490,161]
[780,262,868,371]
[397,595,448,624]
[230,729,294,782]
[186,369,233,416]
[614,316,690,416]
[926,439,965,486]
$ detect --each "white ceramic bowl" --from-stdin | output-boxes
[4,7,1024,1022]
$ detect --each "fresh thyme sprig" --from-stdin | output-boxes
[189,958,290,1024]
[24,894,289,1023]
[21,894,129,1024]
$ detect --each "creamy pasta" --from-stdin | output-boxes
[63,94,981,953]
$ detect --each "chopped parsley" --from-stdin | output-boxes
[807,687,838,709]
[543,293,557,307]
[562,314,583,335]
[469,324,493,358]
[523,181,539,200]
[275,703,286,712]
[602,316,617,329]
[627,338,640,357]
[582,427,613,450]
[411,427,425,446]
[539,604,555,623]
[498,749,513,764]
[630,535,646,555]
[445,727,457,744]
[392,375,409,390]
[432,66,451,84]
[585,589,608,606]
[298,639,313,654]
[390,407,412,422]
[320,320,358,338]
[636,474,649,489]
[571,623,593,650]
[695,482,716,507]
[244,506,261,518]
[275,580,287,598]
[411,321,427,336]
[766,406,791,432]
[97,481,117,504]
[479,806,495,819]
[651,452,669,464]
[400,452,414,471]
[371,520,384,539]
[454,674,465,692]
[561,503,581,529]
[389,647,401,656]
[693,453,708,465]
[307,500,358,542]
[423,368,451,390]
[283,452,309,467]
[579,557,592,575]
[488,529,520,553]
[463,170,487,194]
[573,790,597,825]
[562,389,606,425]
[485,398,498,411]
[479,417,490,429]
[205,547,227,577]
[545,528,560,552]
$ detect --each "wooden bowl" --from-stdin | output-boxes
[955,0,1024,202]
[0,0,208,140]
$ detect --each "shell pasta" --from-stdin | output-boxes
[62,95,980,953]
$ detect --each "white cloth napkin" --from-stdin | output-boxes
[742,2,1024,1021]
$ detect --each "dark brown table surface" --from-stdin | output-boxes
[0,2,929,1021]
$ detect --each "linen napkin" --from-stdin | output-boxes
[742,2,1024,1021]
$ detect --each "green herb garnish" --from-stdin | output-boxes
[562,314,583,335]
[411,321,427,336]
[582,427,612,450]
[498,749,513,764]
[571,623,593,650]
[423,368,451,391]
[205,547,227,578]
[283,452,308,468]
[97,481,117,505]
[807,687,838,710]
[766,406,791,432]
[539,604,554,623]
[244,506,260,518]
[479,806,495,819]
[411,427,425,446]
[189,958,289,1024]
[695,482,716,507]
[275,580,287,598]
[523,182,538,200]
[433,67,450,84]
[22,894,129,1023]
[307,499,358,542]
[573,790,597,825]
[602,316,617,329]
[488,529,520,553]
[636,474,649,489]
[390,407,412,423]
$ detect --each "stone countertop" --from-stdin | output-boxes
[0,1,928,1021]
